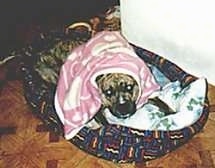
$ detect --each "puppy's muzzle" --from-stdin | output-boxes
[113,101,136,119]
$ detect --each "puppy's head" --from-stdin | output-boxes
[96,73,139,119]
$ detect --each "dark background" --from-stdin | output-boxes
[0,0,119,57]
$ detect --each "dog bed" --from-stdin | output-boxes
[16,11,209,163]
[20,29,209,163]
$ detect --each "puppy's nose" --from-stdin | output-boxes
[117,102,136,116]
[117,103,130,114]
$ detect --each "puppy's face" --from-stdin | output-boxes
[96,73,139,119]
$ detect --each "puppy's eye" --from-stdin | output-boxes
[125,84,134,92]
[104,89,113,97]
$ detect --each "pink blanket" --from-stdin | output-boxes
[54,31,160,139]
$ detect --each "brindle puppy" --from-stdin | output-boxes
[94,73,175,126]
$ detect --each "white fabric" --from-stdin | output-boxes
[104,78,207,130]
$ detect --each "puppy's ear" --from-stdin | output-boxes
[95,74,104,84]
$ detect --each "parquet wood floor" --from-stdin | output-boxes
[0,79,215,168]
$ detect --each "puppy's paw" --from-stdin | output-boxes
[148,97,176,115]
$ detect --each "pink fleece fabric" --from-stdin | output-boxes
[54,31,160,139]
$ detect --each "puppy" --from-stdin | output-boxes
[94,73,175,126]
